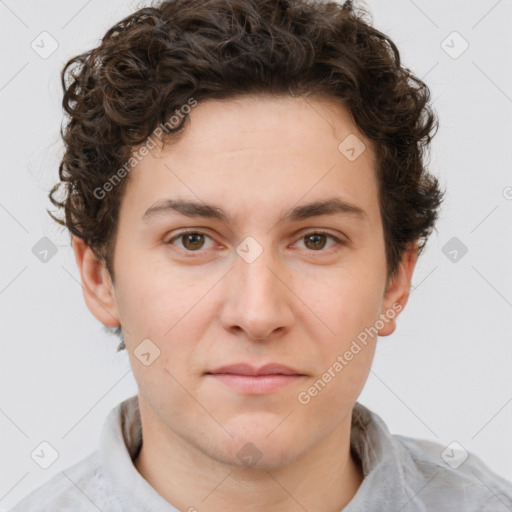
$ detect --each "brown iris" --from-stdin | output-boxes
[303,233,327,250]
[181,233,205,250]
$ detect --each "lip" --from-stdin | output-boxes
[207,363,304,376]
[205,363,306,394]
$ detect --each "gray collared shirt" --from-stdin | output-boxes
[9,395,512,511]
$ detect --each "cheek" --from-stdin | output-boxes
[114,261,216,387]
[309,271,383,345]
[113,254,206,336]
[299,298,378,420]
[297,271,382,400]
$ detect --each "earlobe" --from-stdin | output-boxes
[377,242,419,337]
[72,236,120,327]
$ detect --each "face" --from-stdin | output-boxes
[75,94,417,470]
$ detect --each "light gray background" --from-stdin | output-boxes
[1,0,511,509]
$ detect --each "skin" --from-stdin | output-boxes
[73,94,418,512]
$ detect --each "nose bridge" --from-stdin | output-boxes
[221,241,293,340]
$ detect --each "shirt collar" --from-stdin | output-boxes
[99,395,177,511]
[344,401,424,511]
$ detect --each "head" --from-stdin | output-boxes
[51,0,443,470]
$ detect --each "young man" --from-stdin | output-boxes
[10,0,512,510]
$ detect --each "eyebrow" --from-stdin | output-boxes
[142,197,368,224]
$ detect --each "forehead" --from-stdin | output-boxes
[121,94,380,230]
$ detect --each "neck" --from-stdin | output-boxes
[133,403,364,512]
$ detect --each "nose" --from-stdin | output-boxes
[219,246,295,342]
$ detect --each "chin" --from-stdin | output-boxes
[205,427,303,471]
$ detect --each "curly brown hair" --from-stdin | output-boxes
[49,0,444,350]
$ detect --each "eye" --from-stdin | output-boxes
[294,231,344,252]
[166,229,345,255]
[166,230,216,252]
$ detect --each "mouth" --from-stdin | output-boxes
[205,363,306,394]
[206,363,304,376]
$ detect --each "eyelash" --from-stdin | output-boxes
[166,229,345,255]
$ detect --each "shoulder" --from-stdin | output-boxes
[394,434,512,511]
[8,451,119,512]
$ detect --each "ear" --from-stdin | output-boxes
[72,236,120,327]
[377,242,419,337]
